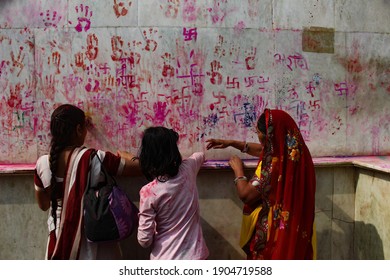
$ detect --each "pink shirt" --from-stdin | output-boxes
[137,152,209,260]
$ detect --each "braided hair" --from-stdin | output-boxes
[49,104,86,228]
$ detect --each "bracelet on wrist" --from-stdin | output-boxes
[241,142,249,153]
[234,176,248,185]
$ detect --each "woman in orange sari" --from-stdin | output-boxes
[206,108,316,259]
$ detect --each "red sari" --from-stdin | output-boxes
[245,109,316,260]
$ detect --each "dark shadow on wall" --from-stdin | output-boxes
[354,222,384,260]
[200,217,245,260]
[315,167,386,260]
[120,230,151,260]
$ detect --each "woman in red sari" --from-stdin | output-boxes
[206,108,316,259]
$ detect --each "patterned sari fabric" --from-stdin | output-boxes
[35,147,124,259]
[48,147,95,259]
[244,109,316,260]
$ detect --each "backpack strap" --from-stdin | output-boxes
[83,149,97,196]
[94,151,117,185]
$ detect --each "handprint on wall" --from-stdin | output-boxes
[74,4,93,32]
[40,9,62,29]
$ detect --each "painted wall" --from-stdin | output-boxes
[1,0,390,164]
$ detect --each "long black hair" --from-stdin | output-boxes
[49,104,85,227]
[139,126,182,182]
[257,112,266,135]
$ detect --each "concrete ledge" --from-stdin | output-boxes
[1,156,390,175]
[313,156,390,174]
[0,164,36,175]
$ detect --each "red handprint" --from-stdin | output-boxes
[161,53,175,77]
[245,47,257,70]
[74,52,85,70]
[111,36,124,61]
[86,33,99,61]
[7,83,24,109]
[10,46,25,77]
[207,60,223,85]
[143,28,158,52]
[48,51,61,74]
[113,0,131,18]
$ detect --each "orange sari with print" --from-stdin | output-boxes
[242,109,316,260]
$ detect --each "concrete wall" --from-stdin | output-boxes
[354,169,390,259]
[1,165,389,260]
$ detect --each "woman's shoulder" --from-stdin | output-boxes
[35,154,49,169]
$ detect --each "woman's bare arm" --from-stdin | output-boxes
[206,138,262,157]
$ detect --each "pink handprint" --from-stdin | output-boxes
[74,4,93,32]
[40,9,62,29]
[161,0,179,19]
[85,78,100,93]
[41,75,56,100]
[153,101,171,124]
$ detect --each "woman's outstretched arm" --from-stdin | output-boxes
[206,138,262,157]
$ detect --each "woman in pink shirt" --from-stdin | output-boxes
[137,126,209,260]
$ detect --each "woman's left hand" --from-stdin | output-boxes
[229,155,244,175]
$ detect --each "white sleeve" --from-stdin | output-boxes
[34,155,51,191]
